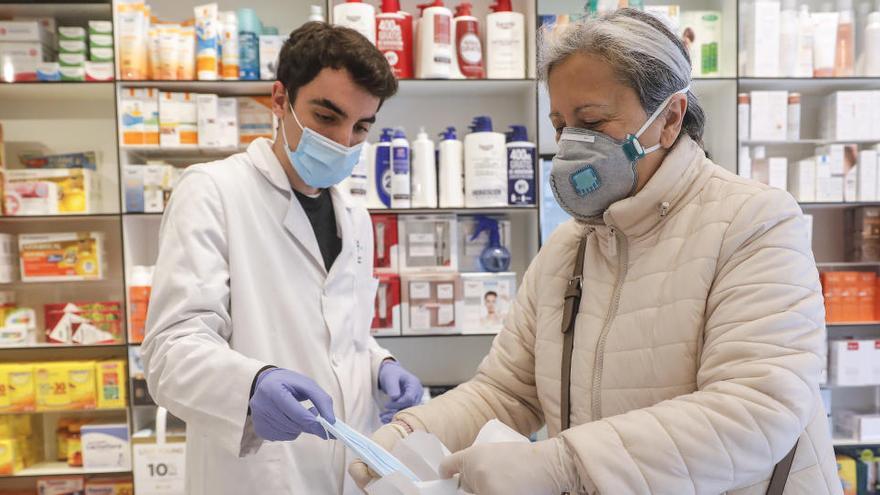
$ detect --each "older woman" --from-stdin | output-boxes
[350,9,841,495]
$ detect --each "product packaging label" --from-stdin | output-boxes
[507,145,536,205]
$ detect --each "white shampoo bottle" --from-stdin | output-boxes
[464,116,507,207]
[485,0,525,79]
[415,0,453,78]
[391,128,411,208]
[438,126,464,207]
[333,0,376,45]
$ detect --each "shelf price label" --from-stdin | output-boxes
[133,442,186,494]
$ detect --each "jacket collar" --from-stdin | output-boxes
[603,135,711,238]
[246,137,293,195]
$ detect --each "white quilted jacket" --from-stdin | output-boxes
[399,136,842,495]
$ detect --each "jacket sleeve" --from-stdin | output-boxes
[397,255,545,452]
[141,169,269,458]
[561,188,826,494]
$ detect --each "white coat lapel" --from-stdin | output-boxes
[327,186,355,281]
[245,137,327,273]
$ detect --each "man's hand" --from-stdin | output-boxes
[378,360,423,423]
[249,368,335,441]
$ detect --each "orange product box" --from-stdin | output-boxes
[857,272,877,321]
[840,272,860,322]
[822,272,844,323]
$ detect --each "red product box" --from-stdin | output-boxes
[372,273,401,336]
[44,301,123,345]
[371,214,399,273]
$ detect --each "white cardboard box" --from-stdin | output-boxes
[788,159,816,202]
[829,340,871,386]
[859,150,879,201]
[750,91,788,141]
[836,411,880,442]
[197,93,220,148]
[217,97,239,149]
[82,423,132,470]
[768,157,788,191]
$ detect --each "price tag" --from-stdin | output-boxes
[133,442,186,495]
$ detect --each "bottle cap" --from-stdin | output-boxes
[507,125,528,142]
[262,26,279,35]
[382,0,402,13]
[236,8,262,34]
[455,2,473,16]
[380,128,394,142]
[393,127,407,139]
[417,126,429,139]
[490,0,513,13]
[417,0,446,14]
[870,11,880,24]
[439,126,458,140]
[309,5,324,20]
[469,116,493,132]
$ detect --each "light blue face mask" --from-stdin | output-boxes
[281,99,364,189]
[317,416,420,483]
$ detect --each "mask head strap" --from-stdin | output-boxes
[622,85,690,161]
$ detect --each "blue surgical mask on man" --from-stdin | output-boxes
[280,97,364,189]
[550,86,690,221]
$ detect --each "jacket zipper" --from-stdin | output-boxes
[590,228,629,420]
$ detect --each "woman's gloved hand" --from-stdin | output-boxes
[439,438,590,495]
[378,360,423,423]
[347,421,411,490]
[249,367,335,441]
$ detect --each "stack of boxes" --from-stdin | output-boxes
[56,21,115,81]
[58,26,87,81]
[0,360,127,414]
[829,339,880,387]
[0,415,40,475]
[0,234,18,283]
[4,151,102,216]
[86,20,114,81]
[123,163,181,213]
[0,19,57,82]
[371,214,517,336]
[18,232,106,282]
[820,271,878,324]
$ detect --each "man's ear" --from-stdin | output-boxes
[660,94,688,148]
[271,81,289,120]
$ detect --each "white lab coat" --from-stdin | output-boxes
[141,138,392,495]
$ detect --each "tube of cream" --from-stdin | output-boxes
[117,0,148,79]
[148,25,161,79]
[177,24,196,80]
[813,12,840,77]
[158,24,181,80]
[194,3,219,80]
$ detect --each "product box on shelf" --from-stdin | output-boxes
[845,207,880,261]
[35,361,97,410]
[829,339,876,386]
[787,159,816,202]
[159,92,198,147]
[680,11,721,78]
[458,215,511,273]
[259,34,283,80]
[197,93,220,149]
[125,165,177,213]
[85,477,133,495]
[819,91,879,141]
[20,151,98,170]
[401,273,460,335]
[82,423,131,470]
[0,41,51,64]
[96,360,126,409]
[459,272,516,334]
[84,61,114,81]
[18,232,105,282]
[0,20,52,43]
[119,88,160,146]
[836,411,880,442]
[0,438,23,475]
[372,214,399,273]
[372,273,401,337]
[37,476,85,495]
[399,215,458,272]
[44,302,124,345]
[4,168,100,215]
[237,96,274,145]
[0,364,34,412]
[749,91,787,141]
[128,346,153,406]
[218,97,239,149]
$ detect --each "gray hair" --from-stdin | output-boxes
[538,9,706,147]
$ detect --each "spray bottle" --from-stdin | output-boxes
[411,127,438,207]
[505,124,536,205]
[373,128,394,207]
[470,215,511,272]
[391,128,411,208]
[438,126,464,207]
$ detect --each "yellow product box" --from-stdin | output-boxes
[19,232,105,282]
[35,362,72,410]
[0,438,21,475]
[5,168,100,215]
[68,361,96,410]
[837,454,857,495]
[0,414,33,438]
[96,360,126,409]
[1,364,35,413]
[86,478,134,495]
[0,365,10,410]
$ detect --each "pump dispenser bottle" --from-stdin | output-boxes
[464,116,507,207]
[377,0,413,78]
[415,0,453,78]
[391,128,411,208]
[438,126,465,207]
[373,128,394,207]
[505,124,536,205]
[333,0,376,45]
[453,2,484,79]
[486,0,525,79]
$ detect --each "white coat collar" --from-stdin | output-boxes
[245,138,356,276]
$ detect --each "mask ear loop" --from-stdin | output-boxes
[623,85,691,161]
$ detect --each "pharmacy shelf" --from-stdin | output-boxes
[817,262,880,268]
[1,462,130,479]
[0,213,121,221]
[833,438,880,447]
[0,82,114,102]
[738,78,880,95]
[0,2,110,26]
[375,333,500,339]
[827,321,880,327]
[800,202,880,209]
[0,280,120,288]
[120,145,246,159]
[0,407,127,417]
[0,343,127,351]
[741,140,880,146]
[821,383,880,389]
[369,206,538,215]
[117,79,273,96]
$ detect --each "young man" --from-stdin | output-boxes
[142,23,423,495]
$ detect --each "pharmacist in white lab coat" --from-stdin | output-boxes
[141,23,423,495]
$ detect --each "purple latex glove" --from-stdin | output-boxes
[249,368,336,441]
[378,360,423,424]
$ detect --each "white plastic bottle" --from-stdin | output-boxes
[795,5,815,77]
[505,125,536,206]
[333,0,376,45]
[220,11,239,80]
[865,12,880,76]
[779,0,798,77]
[485,0,525,79]
[415,0,453,78]
[341,142,370,207]
[464,116,507,207]
[391,128,411,208]
[309,5,325,22]
[411,127,438,208]
[369,128,394,208]
[438,126,464,207]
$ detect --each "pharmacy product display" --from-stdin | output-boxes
[3,151,102,216]
[370,213,516,336]
[541,3,723,78]
[741,0,880,77]
[0,19,114,82]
